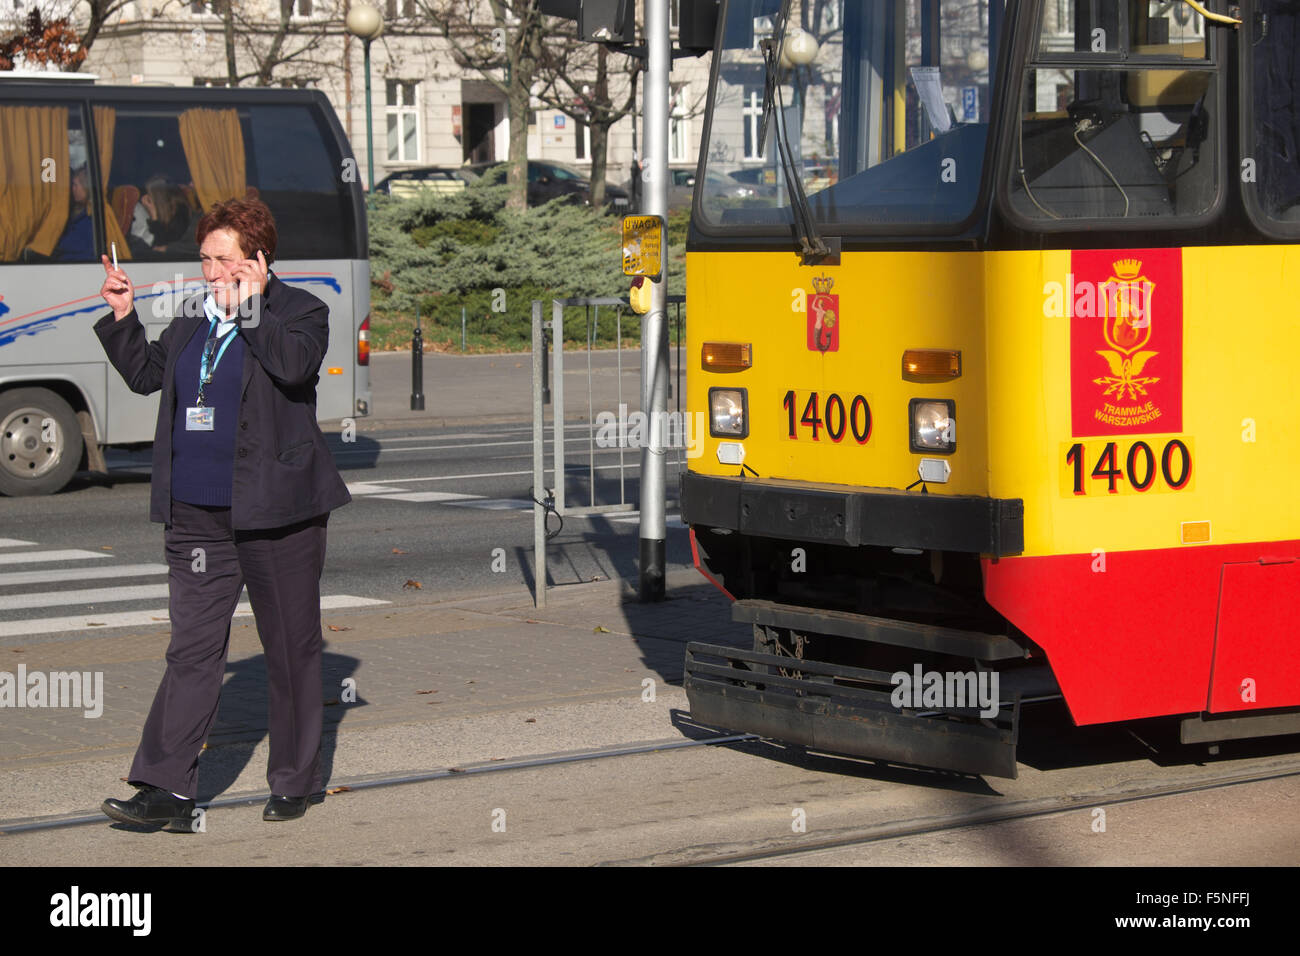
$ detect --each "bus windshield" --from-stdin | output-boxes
[698,0,996,234]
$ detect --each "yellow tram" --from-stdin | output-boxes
[681,0,1300,776]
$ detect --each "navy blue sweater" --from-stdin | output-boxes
[170,324,246,507]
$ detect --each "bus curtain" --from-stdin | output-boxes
[178,108,247,213]
[0,105,70,261]
[92,106,132,261]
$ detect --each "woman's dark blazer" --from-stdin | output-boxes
[94,274,352,530]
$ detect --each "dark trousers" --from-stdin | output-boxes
[128,500,329,799]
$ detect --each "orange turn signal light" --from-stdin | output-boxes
[328,367,343,375]
[702,342,752,371]
[902,349,961,380]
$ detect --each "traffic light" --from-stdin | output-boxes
[538,0,635,43]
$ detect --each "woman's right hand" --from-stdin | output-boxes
[100,255,134,320]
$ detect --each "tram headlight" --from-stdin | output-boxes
[710,388,748,438]
[909,399,956,454]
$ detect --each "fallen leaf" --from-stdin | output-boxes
[391,548,409,555]
[403,579,423,589]
[151,616,167,621]
[120,776,128,782]
[593,625,610,633]
[525,619,540,624]
[326,786,351,795]
[591,575,604,582]
[324,699,340,706]
[416,689,438,695]
[448,767,465,773]
[87,622,105,627]
[492,756,505,761]
[525,718,536,723]
[326,624,352,632]
[100,546,113,551]
[465,680,476,684]
[11,648,24,653]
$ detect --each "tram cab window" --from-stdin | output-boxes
[697,0,993,233]
[1008,0,1218,223]
[1244,0,1300,230]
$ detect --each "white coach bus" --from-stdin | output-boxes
[0,78,371,496]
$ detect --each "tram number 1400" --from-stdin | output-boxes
[1061,438,1194,496]
[783,390,873,443]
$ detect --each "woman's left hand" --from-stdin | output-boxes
[232,250,269,306]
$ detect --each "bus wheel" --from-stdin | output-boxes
[0,388,84,497]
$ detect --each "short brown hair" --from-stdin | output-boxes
[196,196,278,265]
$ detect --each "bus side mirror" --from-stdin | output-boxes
[678,0,721,53]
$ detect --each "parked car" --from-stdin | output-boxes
[461,159,630,209]
[372,166,468,197]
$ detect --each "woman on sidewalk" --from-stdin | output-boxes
[94,197,351,830]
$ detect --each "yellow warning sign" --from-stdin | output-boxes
[622,215,664,278]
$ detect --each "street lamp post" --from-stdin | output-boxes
[345,4,384,195]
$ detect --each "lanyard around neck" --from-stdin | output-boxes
[196,319,237,405]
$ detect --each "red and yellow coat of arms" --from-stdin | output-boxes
[1070,248,1183,436]
[808,275,839,352]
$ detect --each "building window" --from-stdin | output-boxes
[742,85,763,160]
[282,0,313,18]
[669,83,690,163]
[193,77,229,87]
[385,0,416,16]
[386,79,420,163]
[191,0,224,14]
[669,0,679,31]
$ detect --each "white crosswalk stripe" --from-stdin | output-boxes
[0,539,388,639]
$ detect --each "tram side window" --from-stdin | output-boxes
[1247,1,1300,226]
[0,103,97,264]
[1010,1,1217,223]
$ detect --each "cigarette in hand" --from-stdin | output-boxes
[111,241,118,271]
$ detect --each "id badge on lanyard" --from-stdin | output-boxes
[185,406,215,431]
[187,318,235,431]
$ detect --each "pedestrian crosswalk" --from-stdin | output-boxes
[344,481,684,524]
[0,538,388,640]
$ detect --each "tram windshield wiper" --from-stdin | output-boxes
[758,0,830,264]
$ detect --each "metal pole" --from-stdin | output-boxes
[461,305,466,352]
[552,299,566,515]
[411,306,425,411]
[532,300,546,608]
[364,38,375,195]
[639,0,670,602]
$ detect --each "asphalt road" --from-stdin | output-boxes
[0,348,694,640]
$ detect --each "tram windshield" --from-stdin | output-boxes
[697,0,996,233]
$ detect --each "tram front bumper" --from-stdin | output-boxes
[685,642,1021,779]
[680,472,1024,557]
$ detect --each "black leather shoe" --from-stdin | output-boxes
[102,785,196,832]
[263,794,311,821]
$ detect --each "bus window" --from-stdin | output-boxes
[103,102,353,262]
[1008,1,1218,224]
[243,104,354,259]
[0,102,97,264]
[106,106,236,260]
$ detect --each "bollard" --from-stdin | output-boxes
[461,306,466,352]
[411,307,425,411]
